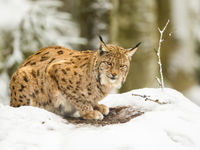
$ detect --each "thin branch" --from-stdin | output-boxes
[132,94,167,105]
[156,77,161,86]
[155,19,170,90]
[153,48,157,54]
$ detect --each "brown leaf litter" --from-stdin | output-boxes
[65,106,144,126]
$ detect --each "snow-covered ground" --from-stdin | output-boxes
[0,88,200,150]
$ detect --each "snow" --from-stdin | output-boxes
[0,0,30,30]
[0,72,10,105]
[0,88,200,150]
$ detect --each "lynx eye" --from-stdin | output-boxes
[120,65,127,70]
[105,62,112,66]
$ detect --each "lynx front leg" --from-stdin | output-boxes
[74,101,104,120]
[94,104,109,116]
[82,110,104,120]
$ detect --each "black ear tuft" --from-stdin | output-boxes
[98,35,106,45]
[135,42,142,48]
[98,35,107,56]
[99,35,104,42]
[130,42,142,50]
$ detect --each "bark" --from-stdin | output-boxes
[75,0,110,50]
[110,0,159,93]
[167,0,198,92]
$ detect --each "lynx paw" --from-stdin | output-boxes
[96,104,109,116]
[83,110,104,120]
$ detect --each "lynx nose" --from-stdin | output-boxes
[110,73,117,80]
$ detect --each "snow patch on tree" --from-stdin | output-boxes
[0,0,85,104]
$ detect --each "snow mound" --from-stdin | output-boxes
[0,88,200,150]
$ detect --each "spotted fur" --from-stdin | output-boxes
[10,37,141,120]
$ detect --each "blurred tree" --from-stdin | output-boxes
[166,0,198,92]
[61,0,111,50]
[197,43,200,84]
[156,0,172,85]
[0,0,84,104]
[110,0,159,93]
[77,0,111,50]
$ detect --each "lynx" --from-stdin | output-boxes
[10,36,141,120]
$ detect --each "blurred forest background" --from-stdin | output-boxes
[0,0,200,105]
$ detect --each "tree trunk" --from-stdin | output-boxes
[61,0,110,50]
[77,0,111,50]
[167,0,198,92]
[110,0,159,93]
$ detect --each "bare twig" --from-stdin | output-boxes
[155,19,170,90]
[132,93,167,105]
[156,77,162,87]
[153,48,158,53]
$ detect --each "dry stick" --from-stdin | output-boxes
[132,93,167,105]
[156,19,170,90]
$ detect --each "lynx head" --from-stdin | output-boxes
[95,35,141,88]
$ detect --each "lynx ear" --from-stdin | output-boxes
[126,42,141,57]
[98,35,108,55]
